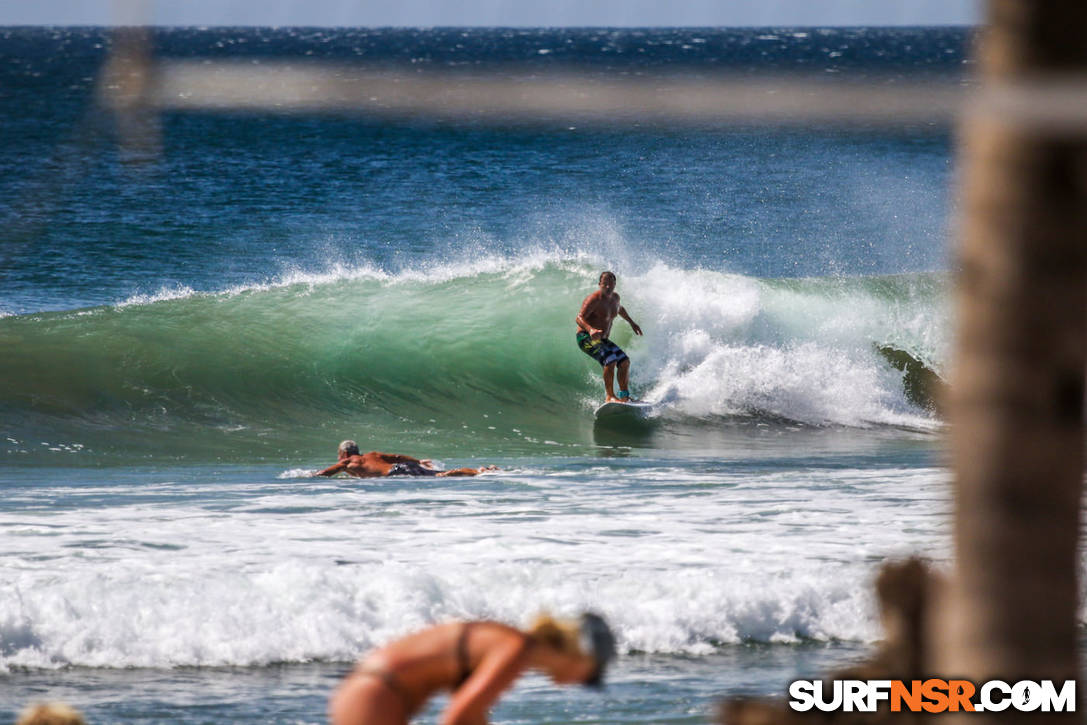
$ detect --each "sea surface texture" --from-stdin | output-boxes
[2,26,967,724]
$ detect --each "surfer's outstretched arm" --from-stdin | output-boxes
[436,465,498,477]
[314,461,347,477]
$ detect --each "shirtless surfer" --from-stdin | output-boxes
[576,271,643,403]
[314,440,495,478]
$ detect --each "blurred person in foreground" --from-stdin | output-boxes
[17,703,86,725]
[329,613,616,725]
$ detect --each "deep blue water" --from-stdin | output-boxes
[0,26,965,315]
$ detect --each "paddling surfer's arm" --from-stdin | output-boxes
[618,305,642,336]
[314,461,347,477]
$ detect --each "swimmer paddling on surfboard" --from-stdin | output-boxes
[575,271,643,403]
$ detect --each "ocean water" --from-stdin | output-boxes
[1,26,968,724]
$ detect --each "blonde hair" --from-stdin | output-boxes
[527,614,583,656]
[16,703,86,725]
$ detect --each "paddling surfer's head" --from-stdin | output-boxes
[338,440,360,459]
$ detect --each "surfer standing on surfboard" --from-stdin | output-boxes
[576,271,643,403]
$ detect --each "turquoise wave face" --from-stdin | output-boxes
[0,259,949,463]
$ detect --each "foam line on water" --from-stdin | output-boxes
[0,464,953,670]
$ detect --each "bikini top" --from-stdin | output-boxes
[357,621,477,704]
[455,622,474,687]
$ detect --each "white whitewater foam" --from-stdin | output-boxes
[278,468,319,479]
[620,263,945,428]
[0,464,952,671]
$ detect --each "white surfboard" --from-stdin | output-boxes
[593,400,657,419]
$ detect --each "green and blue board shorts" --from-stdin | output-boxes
[576,331,629,367]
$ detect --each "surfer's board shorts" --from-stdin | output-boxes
[387,461,439,477]
[576,331,629,367]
